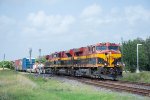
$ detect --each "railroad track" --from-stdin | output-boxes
[66,76,150,97]
[116,80,150,86]
[31,73,150,97]
[103,80,150,90]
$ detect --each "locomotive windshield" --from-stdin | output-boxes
[108,46,118,50]
[96,46,107,50]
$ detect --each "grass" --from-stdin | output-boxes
[0,70,149,100]
[121,71,150,83]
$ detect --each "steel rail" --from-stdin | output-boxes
[67,77,150,97]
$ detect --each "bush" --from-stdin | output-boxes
[121,71,150,83]
[0,61,14,69]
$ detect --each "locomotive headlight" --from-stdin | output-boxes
[104,63,107,66]
[117,62,119,66]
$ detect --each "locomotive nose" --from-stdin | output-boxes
[104,50,120,67]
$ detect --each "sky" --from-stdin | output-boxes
[0,0,150,61]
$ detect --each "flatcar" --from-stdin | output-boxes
[45,42,123,80]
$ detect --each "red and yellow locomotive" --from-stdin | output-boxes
[45,42,123,80]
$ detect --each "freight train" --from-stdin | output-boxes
[45,42,123,80]
[14,58,35,71]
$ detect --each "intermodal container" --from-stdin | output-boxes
[22,58,35,71]
[15,59,22,70]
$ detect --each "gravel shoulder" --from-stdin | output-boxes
[50,75,150,99]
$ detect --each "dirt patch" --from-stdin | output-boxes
[0,68,10,70]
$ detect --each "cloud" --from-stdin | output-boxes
[0,15,16,29]
[79,4,123,28]
[78,4,150,43]
[81,3,102,18]
[19,10,76,54]
[25,11,75,35]
[1,0,59,5]
[125,5,150,25]
[80,4,150,26]
[1,3,150,61]
[0,15,17,40]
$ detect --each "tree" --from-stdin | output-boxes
[144,37,150,70]
[0,61,14,69]
[122,37,150,72]
[35,56,47,63]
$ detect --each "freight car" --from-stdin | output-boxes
[14,58,35,71]
[45,42,123,80]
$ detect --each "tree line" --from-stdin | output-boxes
[122,37,150,72]
[0,61,14,69]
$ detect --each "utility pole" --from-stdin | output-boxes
[136,44,142,73]
[38,48,43,74]
[29,48,32,73]
[39,49,41,63]
[3,54,5,70]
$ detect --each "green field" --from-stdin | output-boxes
[0,70,149,100]
[121,71,150,83]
